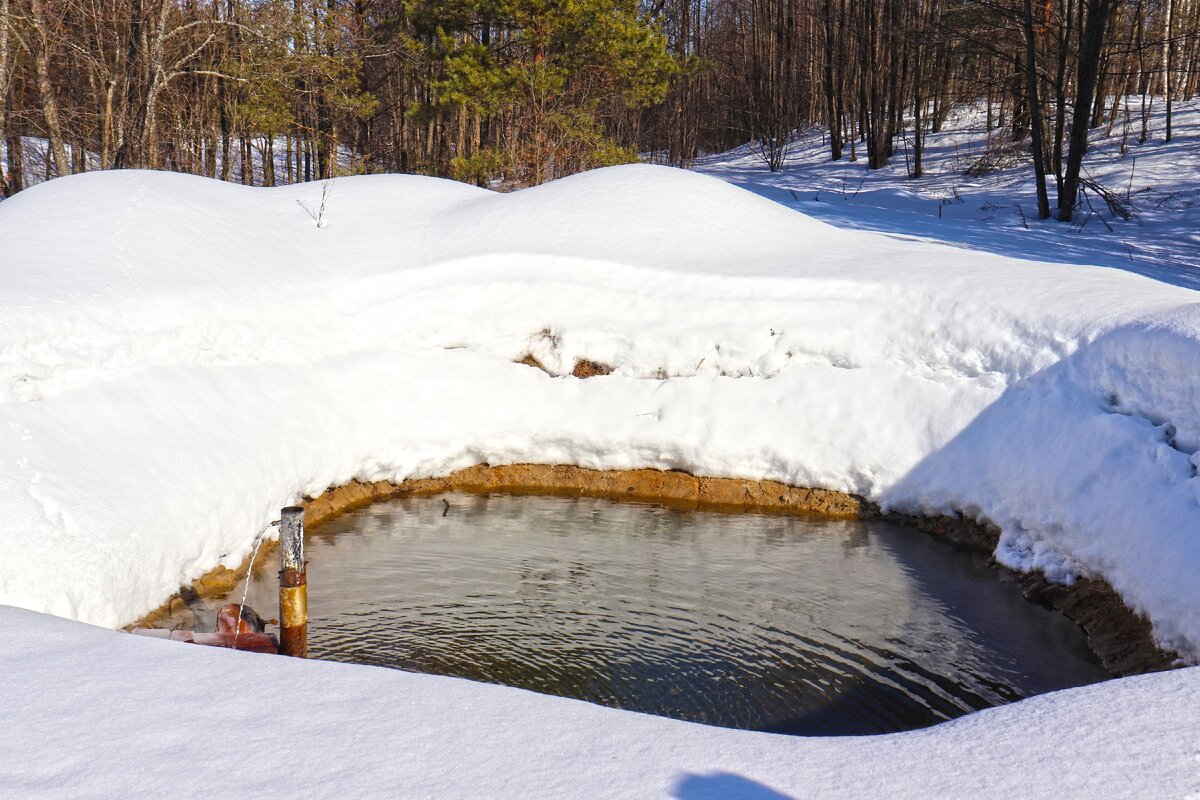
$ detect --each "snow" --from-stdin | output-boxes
[693,98,1200,288]
[2,606,1198,799]
[3,106,1200,794]
[4,160,1200,658]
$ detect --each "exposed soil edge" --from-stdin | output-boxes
[883,511,1178,676]
[132,464,1178,676]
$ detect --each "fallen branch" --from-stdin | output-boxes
[1079,177,1134,221]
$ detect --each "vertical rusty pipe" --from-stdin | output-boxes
[278,506,307,658]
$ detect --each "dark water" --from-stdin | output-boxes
[178,493,1109,735]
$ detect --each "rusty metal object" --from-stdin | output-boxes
[279,506,308,658]
[131,601,279,654]
[131,628,278,654]
[216,602,271,635]
[278,566,308,657]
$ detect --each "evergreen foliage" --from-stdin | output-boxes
[1,0,1199,198]
[431,0,674,185]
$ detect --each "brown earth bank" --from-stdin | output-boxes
[133,464,1178,677]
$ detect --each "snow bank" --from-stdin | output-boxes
[0,606,1196,798]
[695,99,1200,288]
[2,165,1200,662]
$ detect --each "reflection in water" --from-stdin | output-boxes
[173,493,1109,735]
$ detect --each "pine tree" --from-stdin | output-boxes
[432,0,674,186]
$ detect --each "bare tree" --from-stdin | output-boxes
[1058,0,1116,221]
[1165,0,1175,140]
[0,0,10,194]
[2,0,1199,202]
[28,0,69,176]
[1022,0,1052,219]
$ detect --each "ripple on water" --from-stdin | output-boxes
[175,493,1109,735]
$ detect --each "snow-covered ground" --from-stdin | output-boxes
[4,163,1200,653]
[4,105,1200,795]
[3,606,1197,799]
[696,98,1200,288]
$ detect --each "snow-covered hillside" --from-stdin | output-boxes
[3,146,1200,796]
[696,98,1200,288]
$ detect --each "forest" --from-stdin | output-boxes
[0,1,1198,221]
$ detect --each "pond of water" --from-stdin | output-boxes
[173,493,1108,735]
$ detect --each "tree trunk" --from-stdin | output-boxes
[911,0,931,179]
[1058,0,1114,222]
[0,0,9,196]
[240,134,251,184]
[101,79,117,169]
[5,129,22,193]
[115,0,149,169]
[1023,0,1051,219]
[219,0,234,181]
[1165,0,1175,141]
[1053,0,1075,188]
[822,0,842,160]
[29,0,70,178]
[1088,2,1114,130]
[316,0,336,179]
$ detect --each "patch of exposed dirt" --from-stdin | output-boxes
[515,354,550,373]
[571,359,613,378]
[513,355,614,378]
[1018,573,1176,676]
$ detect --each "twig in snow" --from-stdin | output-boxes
[1155,190,1189,211]
[297,179,335,228]
[1077,185,1116,232]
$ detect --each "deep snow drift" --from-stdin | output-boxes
[5,156,1200,797]
[3,164,1200,661]
[2,606,1197,799]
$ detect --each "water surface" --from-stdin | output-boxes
[184,493,1108,735]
